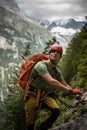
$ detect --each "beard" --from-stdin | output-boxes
[50,59,58,65]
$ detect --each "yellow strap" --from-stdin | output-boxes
[24,80,32,101]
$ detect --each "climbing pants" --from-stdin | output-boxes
[25,95,60,130]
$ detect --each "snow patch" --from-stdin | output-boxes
[0,36,12,49]
[51,26,79,35]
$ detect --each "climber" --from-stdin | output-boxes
[25,44,82,130]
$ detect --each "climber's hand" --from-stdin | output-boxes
[68,89,83,96]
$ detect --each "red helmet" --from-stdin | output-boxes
[49,45,63,55]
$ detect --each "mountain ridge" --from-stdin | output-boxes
[37,18,85,52]
[37,18,85,30]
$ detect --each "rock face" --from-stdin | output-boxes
[0,0,20,12]
[51,112,87,130]
[0,0,52,101]
[0,0,51,67]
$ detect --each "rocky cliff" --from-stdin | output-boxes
[51,112,87,130]
[0,0,51,67]
[0,0,52,101]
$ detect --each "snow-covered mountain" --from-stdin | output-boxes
[38,18,84,30]
[37,18,85,52]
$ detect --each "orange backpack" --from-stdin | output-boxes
[16,53,48,89]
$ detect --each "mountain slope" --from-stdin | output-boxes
[0,0,52,64]
[0,0,52,101]
[0,6,51,66]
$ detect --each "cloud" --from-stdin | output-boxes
[15,0,87,20]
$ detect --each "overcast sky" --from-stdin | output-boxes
[15,0,87,21]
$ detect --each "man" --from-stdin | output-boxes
[25,44,80,130]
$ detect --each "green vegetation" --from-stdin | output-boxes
[0,87,26,130]
[60,22,87,90]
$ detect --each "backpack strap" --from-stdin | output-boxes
[24,60,55,108]
[36,88,41,108]
[24,79,33,101]
[24,76,41,108]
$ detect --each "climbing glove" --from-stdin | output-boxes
[68,89,83,96]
